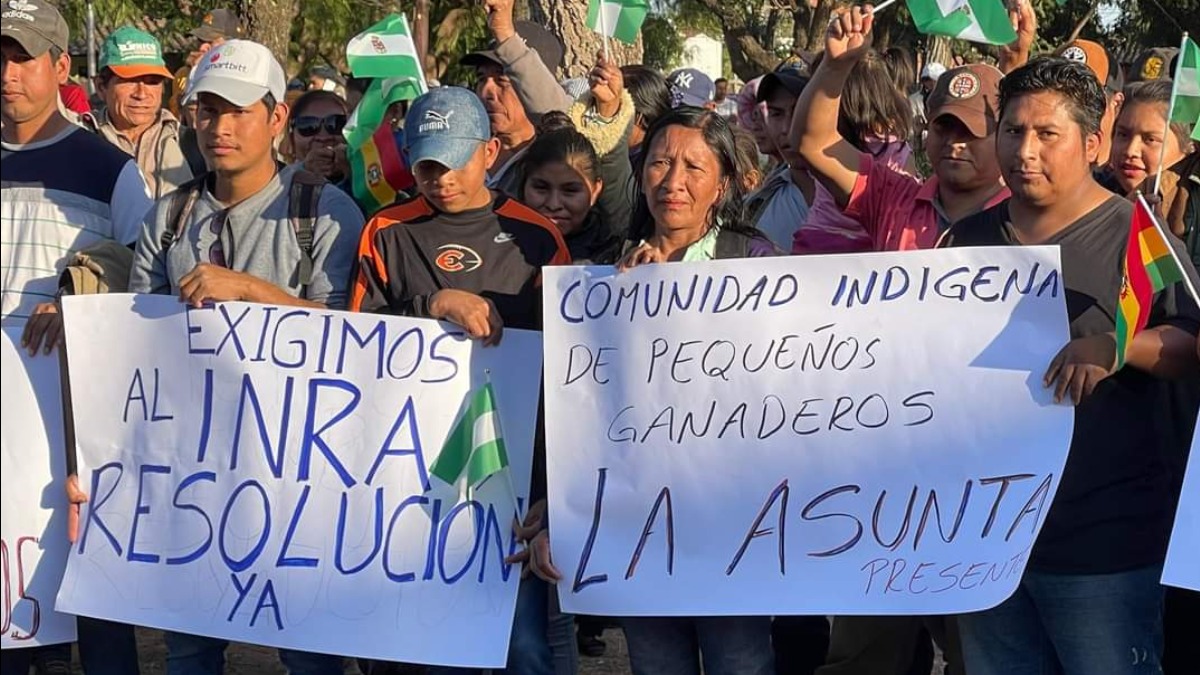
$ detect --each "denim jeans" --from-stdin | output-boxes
[164,631,343,675]
[622,615,775,675]
[958,564,1164,675]
[427,576,555,675]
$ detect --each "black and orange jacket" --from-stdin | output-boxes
[350,193,570,330]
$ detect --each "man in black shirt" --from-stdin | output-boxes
[945,57,1200,675]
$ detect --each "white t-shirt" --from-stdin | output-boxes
[1,126,151,319]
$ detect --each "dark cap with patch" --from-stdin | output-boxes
[925,63,1003,139]
[190,8,243,43]
[461,21,563,76]
[1058,39,1124,94]
[1,0,69,56]
[1128,47,1179,83]
[756,65,809,103]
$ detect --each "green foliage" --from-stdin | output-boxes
[642,13,684,72]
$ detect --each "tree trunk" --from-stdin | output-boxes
[926,35,953,71]
[241,0,296,69]
[526,0,642,77]
[1063,4,1098,48]
[792,1,835,54]
[413,0,432,79]
[726,29,780,80]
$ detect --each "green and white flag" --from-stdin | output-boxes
[429,383,510,489]
[1168,36,1200,137]
[585,0,649,45]
[346,13,426,85]
[905,0,1017,46]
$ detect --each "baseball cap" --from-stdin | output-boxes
[920,62,947,81]
[756,66,809,102]
[404,87,491,171]
[184,40,287,108]
[1128,47,1179,82]
[99,26,172,80]
[191,8,243,43]
[0,0,68,56]
[926,64,1003,139]
[667,68,715,108]
[1058,39,1124,94]
[461,21,564,75]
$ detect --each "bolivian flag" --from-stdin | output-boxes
[345,77,420,215]
[1115,195,1193,367]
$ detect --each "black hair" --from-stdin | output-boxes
[288,89,347,128]
[881,46,916,94]
[630,106,752,240]
[621,65,671,132]
[346,76,371,97]
[520,112,601,189]
[716,77,729,85]
[731,124,763,191]
[1120,79,1195,149]
[839,51,913,152]
[999,56,1107,136]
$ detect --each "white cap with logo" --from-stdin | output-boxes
[184,39,287,108]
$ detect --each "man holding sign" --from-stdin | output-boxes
[943,55,1200,674]
[123,38,363,674]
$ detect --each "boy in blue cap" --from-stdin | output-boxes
[351,86,569,675]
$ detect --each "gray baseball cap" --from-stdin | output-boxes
[404,87,491,170]
[0,0,69,56]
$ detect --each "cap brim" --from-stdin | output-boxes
[189,26,225,42]
[406,137,483,172]
[460,51,502,69]
[930,107,989,139]
[185,79,269,108]
[107,64,173,80]
[2,26,54,56]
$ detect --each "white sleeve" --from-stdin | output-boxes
[109,160,154,246]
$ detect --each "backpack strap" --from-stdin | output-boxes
[289,170,326,291]
[159,173,208,253]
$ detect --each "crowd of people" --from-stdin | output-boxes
[2,0,1198,675]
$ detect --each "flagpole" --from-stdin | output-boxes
[871,0,898,13]
[1155,32,1188,197]
[483,369,525,522]
[599,3,611,61]
[1137,192,1200,306]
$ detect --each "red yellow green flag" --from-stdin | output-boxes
[1115,195,1190,367]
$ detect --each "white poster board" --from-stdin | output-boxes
[1,325,77,647]
[543,247,1074,615]
[56,295,543,667]
[1164,426,1200,591]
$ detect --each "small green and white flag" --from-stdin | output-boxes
[429,383,510,489]
[1168,35,1200,132]
[585,0,649,45]
[905,0,1017,46]
[346,14,426,85]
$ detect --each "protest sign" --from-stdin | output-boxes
[1,325,77,648]
[55,295,542,667]
[543,246,1074,615]
[1163,426,1200,592]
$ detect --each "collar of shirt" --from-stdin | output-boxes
[682,226,720,262]
[487,147,529,188]
[915,175,1008,231]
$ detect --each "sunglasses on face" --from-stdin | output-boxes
[292,114,347,137]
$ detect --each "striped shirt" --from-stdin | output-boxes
[1,126,151,319]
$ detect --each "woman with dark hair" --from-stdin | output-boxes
[283,89,349,183]
[520,111,628,264]
[618,106,776,673]
[1107,79,1195,198]
[620,65,672,162]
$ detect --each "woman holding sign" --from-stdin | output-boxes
[522,107,778,675]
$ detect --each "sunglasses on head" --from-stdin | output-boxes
[292,114,347,137]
